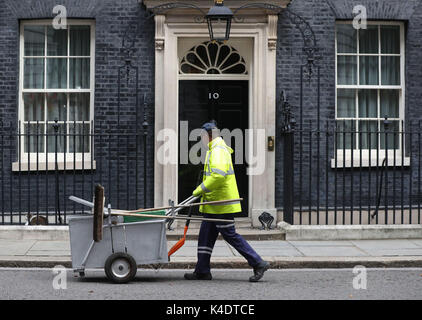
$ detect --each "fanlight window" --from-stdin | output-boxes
[180,41,247,75]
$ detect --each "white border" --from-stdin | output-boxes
[17,19,95,168]
[334,21,406,168]
[153,18,277,225]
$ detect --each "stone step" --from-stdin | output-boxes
[166,227,284,241]
[181,217,252,229]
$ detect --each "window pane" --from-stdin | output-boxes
[47,58,67,89]
[380,120,399,150]
[381,56,400,85]
[337,56,357,85]
[185,53,206,70]
[359,26,378,54]
[359,56,379,85]
[380,90,399,118]
[47,93,67,121]
[69,123,90,153]
[358,90,377,118]
[69,93,90,121]
[70,26,90,56]
[336,120,355,150]
[69,58,90,89]
[381,26,400,54]
[336,24,357,53]
[337,89,355,118]
[217,45,230,67]
[24,93,44,121]
[220,52,241,70]
[24,58,44,89]
[358,121,378,150]
[24,124,44,153]
[24,26,45,56]
[181,63,203,74]
[47,26,67,56]
[47,124,66,153]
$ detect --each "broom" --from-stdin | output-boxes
[168,170,203,258]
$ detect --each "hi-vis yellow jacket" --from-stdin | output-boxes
[192,137,242,214]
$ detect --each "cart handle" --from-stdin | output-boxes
[69,196,108,215]
[69,195,198,217]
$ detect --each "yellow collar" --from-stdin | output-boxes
[208,136,222,149]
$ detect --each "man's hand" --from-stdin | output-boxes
[192,186,202,197]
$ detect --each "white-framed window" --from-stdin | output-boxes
[334,21,407,167]
[17,20,95,170]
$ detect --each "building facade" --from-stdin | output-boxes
[0,0,421,226]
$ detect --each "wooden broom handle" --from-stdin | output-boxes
[110,211,234,223]
[116,198,243,214]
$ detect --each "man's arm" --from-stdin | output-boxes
[192,148,229,196]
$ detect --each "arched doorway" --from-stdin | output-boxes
[178,41,249,217]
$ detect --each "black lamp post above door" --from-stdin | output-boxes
[206,0,233,42]
[144,1,317,66]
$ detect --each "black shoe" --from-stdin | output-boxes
[249,261,270,282]
[184,272,212,280]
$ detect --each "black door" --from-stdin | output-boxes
[178,80,249,217]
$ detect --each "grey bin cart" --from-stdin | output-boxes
[67,193,239,283]
[68,215,168,284]
[68,194,197,284]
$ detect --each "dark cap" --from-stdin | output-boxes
[201,121,218,132]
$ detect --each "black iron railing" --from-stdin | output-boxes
[0,120,151,225]
[1,119,421,225]
[282,119,422,225]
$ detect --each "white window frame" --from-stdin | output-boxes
[333,21,408,168]
[16,19,95,171]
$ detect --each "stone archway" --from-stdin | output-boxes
[151,9,279,226]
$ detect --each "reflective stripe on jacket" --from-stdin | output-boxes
[193,137,242,214]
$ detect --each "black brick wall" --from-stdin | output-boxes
[1,0,422,222]
[0,0,155,219]
[275,0,422,215]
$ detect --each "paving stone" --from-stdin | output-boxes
[30,241,70,251]
[351,240,421,250]
[364,248,422,257]
[246,241,296,248]
[410,239,422,247]
[289,240,354,247]
[295,246,369,257]
[254,247,303,257]
[26,250,71,257]
[0,240,35,256]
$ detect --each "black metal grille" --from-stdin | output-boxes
[281,118,422,225]
[0,120,150,225]
[1,117,421,225]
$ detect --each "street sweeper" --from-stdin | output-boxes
[183,120,270,282]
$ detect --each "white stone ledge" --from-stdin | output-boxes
[0,226,69,241]
[330,157,410,169]
[278,223,422,241]
[12,161,96,172]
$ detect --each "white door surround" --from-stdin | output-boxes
[150,5,281,226]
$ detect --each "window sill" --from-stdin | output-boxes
[330,158,410,169]
[12,161,96,172]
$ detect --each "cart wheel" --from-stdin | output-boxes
[104,252,137,284]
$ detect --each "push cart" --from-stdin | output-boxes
[68,185,240,284]
[68,193,197,284]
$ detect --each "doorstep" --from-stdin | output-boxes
[166,227,285,240]
[0,225,284,241]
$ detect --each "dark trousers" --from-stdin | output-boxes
[195,213,263,274]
